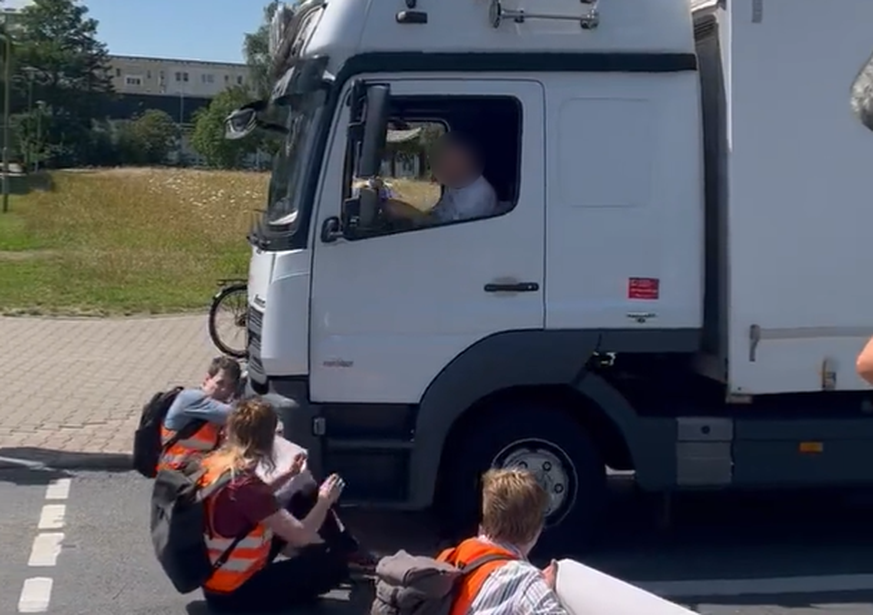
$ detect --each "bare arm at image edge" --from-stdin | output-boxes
[261,498,333,547]
[858,336,873,384]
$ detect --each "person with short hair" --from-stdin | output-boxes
[378,131,499,226]
[199,398,350,613]
[158,356,243,472]
[436,468,567,615]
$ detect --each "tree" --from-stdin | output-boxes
[242,1,279,100]
[11,0,113,165]
[190,86,257,169]
[117,109,179,165]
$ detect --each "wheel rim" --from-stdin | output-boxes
[492,438,577,526]
[213,290,248,356]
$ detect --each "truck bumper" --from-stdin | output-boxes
[246,376,326,481]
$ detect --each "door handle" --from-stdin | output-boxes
[484,282,539,293]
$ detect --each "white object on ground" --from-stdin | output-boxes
[555,559,695,615]
[256,435,317,507]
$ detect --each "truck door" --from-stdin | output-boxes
[309,78,546,404]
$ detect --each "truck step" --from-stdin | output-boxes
[326,438,414,451]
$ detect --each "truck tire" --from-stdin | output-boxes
[437,400,607,559]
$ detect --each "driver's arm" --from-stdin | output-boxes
[382,197,429,221]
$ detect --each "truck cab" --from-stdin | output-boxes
[237,0,873,554]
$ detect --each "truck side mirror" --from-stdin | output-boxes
[338,84,391,237]
[225,108,258,140]
[225,102,288,141]
[339,189,380,240]
[356,85,390,178]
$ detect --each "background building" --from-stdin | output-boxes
[105,55,253,165]
[108,55,249,98]
[106,55,250,125]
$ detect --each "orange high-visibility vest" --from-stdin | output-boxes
[199,458,273,593]
[157,422,223,472]
[437,538,518,615]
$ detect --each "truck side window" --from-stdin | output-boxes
[345,95,522,235]
[852,53,873,131]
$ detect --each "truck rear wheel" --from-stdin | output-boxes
[436,400,607,559]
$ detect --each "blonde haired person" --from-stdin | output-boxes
[199,398,349,613]
[436,468,567,615]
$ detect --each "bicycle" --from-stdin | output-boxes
[208,279,248,359]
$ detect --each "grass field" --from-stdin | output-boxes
[0,168,436,316]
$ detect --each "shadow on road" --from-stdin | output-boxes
[340,477,873,586]
[0,446,132,474]
[183,580,374,615]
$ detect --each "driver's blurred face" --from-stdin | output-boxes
[432,139,475,188]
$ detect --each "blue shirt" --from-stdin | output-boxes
[162,389,234,431]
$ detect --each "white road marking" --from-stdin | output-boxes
[17,577,53,613]
[44,478,71,501]
[27,532,64,567]
[37,505,65,531]
[641,573,873,598]
[16,477,72,612]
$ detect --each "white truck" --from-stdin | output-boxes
[230,0,873,553]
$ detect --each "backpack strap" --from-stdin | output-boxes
[161,418,209,452]
[196,469,256,574]
[196,468,235,502]
[458,552,514,575]
[209,529,251,573]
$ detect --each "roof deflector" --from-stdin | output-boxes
[489,0,600,30]
[270,0,326,79]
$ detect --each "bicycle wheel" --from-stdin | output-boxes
[208,283,249,359]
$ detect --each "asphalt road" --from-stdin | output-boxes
[4,468,873,614]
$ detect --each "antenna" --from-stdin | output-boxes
[489,0,600,30]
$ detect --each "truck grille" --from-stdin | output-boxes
[247,306,265,381]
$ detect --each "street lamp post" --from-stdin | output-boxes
[1,10,11,213]
[34,99,42,172]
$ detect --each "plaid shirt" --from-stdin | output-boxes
[466,536,567,615]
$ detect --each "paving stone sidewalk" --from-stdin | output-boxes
[0,314,216,468]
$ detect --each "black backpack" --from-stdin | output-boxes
[150,466,249,594]
[132,387,193,478]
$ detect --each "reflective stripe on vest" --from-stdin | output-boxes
[437,538,518,615]
[156,423,222,472]
[199,458,272,593]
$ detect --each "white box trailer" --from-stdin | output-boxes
[712,0,873,395]
[232,0,873,555]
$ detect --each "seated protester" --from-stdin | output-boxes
[375,131,498,226]
[199,398,352,614]
[437,468,566,615]
[258,434,378,571]
[157,356,242,472]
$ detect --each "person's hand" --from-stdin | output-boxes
[318,473,345,505]
[542,560,558,590]
[366,177,384,191]
[287,452,306,478]
[382,199,424,220]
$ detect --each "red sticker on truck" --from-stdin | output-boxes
[628,277,659,300]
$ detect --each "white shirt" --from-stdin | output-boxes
[467,537,568,615]
[430,175,498,223]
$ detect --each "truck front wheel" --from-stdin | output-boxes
[436,401,607,559]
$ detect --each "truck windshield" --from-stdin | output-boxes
[264,90,325,228]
